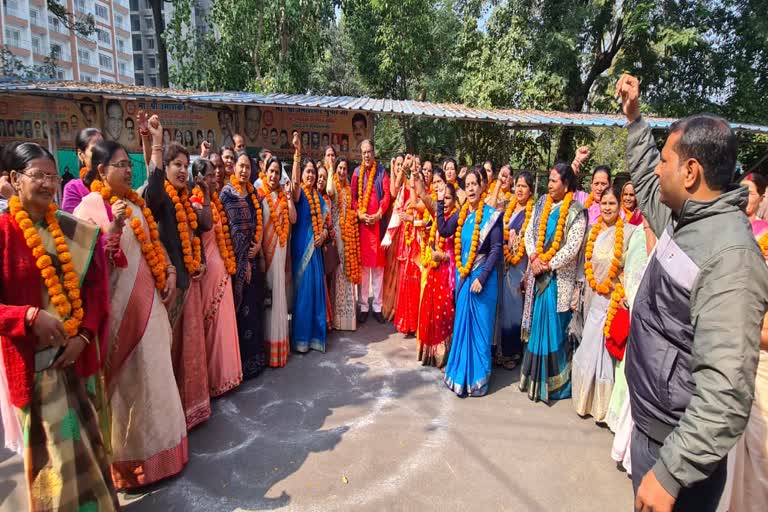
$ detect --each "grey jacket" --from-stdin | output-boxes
[625,117,768,497]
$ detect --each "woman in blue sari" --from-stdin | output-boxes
[519,163,587,402]
[289,132,328,352]
[438,167,502,397]
[220,151,267,379]
[497,170,534,369]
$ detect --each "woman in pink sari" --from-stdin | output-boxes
[74,132,188,490]
[191,158,242,396]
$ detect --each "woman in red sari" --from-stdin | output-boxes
[417,170,457,367]
[393,156,424,335]
[0,142,118,511]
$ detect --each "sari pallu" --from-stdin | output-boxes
[291,189,328,353]
[261,192,290,367]
[417,230,456,368]
[394,190,422,335]
[221,184,267,380]
[499,209,528,359]
[519,200,584,403]
[444,204,501,397]
[0,210,118,512]
[74,192,189,490]
[382,186,406,320]
[329,185,357,331]
[201,225,242,396]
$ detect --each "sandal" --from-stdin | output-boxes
[502,359,518,370]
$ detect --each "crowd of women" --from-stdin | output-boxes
[0,107,765,511]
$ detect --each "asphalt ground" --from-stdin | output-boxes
[1,321,634,511]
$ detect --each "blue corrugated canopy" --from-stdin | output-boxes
[0,80,766,134]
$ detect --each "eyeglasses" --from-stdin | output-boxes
[20,171,62,185]
[108,161,134,170]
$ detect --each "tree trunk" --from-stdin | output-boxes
[152,0,170,88]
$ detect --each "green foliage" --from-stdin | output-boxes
[47,1,96,38]
[1,47,59,80]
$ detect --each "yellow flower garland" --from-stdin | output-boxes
[422,204,458,268]
[192,187,237,275]
[259,182,290,248]
[91,179,167,290]
[333,172,361,284]
[584,217,624,296]
[164,181,202,275]
[211,193,236,275]
[357,160,377,216]
[454,194,487,278]
[535,192,574,263]
[10,196,83,336]
[302,184,323,238]
[229,176,264,248]
[503,197,533,265]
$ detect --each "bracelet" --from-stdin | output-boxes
[26,307,40,328]
[77,332,91,345]
[151,144,163,151]
[167,265,177,274]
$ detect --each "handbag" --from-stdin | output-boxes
[322,239,340,275]
[605,307,631,361]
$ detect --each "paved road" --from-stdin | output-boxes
[1,322,635,511]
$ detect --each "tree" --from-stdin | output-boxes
[1,46,59,80]
[47,0,96,38]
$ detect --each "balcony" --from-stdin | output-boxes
[3,5,24,20]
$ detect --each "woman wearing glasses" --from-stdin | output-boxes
[73,126,188,490]
[0,142,119,510]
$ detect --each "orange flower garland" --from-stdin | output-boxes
[259,182,290,247]
[211,193,236,275]
[91,179,167,289]
[535,192,574,263]
[503,197,533,265]
[604,282,626,338]
[302,184,323,238]
[10,196,83,336]
[758,232,768,256]
[584,193,595,208]
[454,194,486,278]
[229,176,264,247]
[334,172,361,283]
[192,187,237,275]
[165,181,202,275]
[422,204,458,268]
[357,159,377,216]
[584,217,624,296]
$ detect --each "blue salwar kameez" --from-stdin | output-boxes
[291,188,328,353]
[443,203,502,397]
[499,209,528,358]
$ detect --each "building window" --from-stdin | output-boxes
[117,38,125,52]
[50,43,62,57]
[119,62,127,75]
[115,14,124,28]
[144,15,153,30]
[131,17,141,31]
[146,37,154,50]
[81,73,94,82]
[57,70,65,80]
[4,29,21,47]
[95,4,108,20]
[75,0,86,13]
[147,75,157,87]
[32,37,41,54]
[135,73,144,85]
[133,54,143,70]
[78,48,91,64]
[99,53,113,70]
[148,56,156,69]
[29,7,40,25]
[130,0,139,10]
[98,30,111,45]
[5,0,20,17]
[132,35,142,51]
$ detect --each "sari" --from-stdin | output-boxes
[144,165,210,430]
[519,197,586,402]
[0,209,118,511]
[571,224,634,422]
[417,216,456,368]
[291,188,328,352]
[444,204,502,397]
[74,191,189,489]
[200,219,243,396]
[329,182,357,331]
[394,189,422,335]
[261,190,290,367]
[221,184,267,380]
[499,209,528,359]
[607,226,650,474]
[382,186,406,320]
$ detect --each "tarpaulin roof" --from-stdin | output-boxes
[2,80,767,134]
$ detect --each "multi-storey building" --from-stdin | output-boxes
[130,0,211,87]
[0,0,134,83]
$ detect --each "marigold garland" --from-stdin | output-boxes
[584,193,595,208]
[535,192,574,263]
[604,282,626,339]
[759,232,768,256]
[259,182,290,248]
[357,159,377,216]
[229,176,264,248]
[165,181,202,275]
[454,193,487,278]
[422,203,458,268]
[302,184,323,238]
[91,179,167,290]
[211,193,236,275]
[334,172,361,283]
[584,217,624,296]
[10,196,83,336]
[192,187,237,275]
[503,197,533,265]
